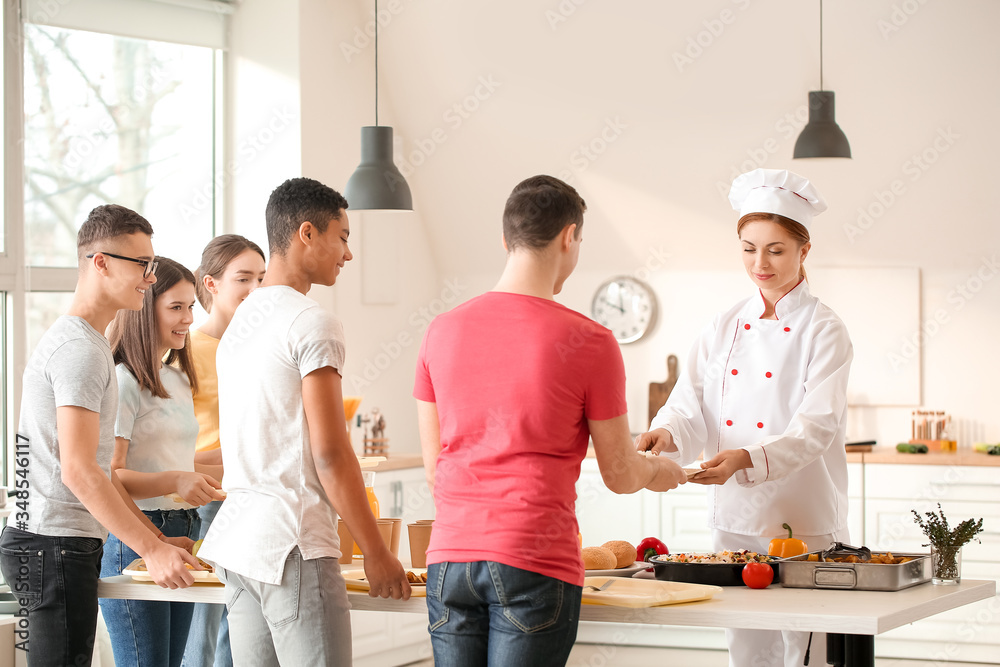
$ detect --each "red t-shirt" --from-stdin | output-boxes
[413,292,627,586]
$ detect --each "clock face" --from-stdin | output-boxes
[591,277,657,344]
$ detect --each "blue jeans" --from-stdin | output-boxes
[100,509,201,667]
[181,500,231,667]
[0,526,104,667]
[216,549,352,666]
[426,561,582,667]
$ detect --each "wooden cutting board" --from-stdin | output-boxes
[581,577,721,607]
[648,354,679,428]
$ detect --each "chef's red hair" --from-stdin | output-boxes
[737,213,810,280]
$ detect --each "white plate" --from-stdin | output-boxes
[585,561,648,578]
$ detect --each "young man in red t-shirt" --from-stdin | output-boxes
[414,175,686,666]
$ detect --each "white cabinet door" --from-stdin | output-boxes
[864,464,1000,664]
[575,459,646,546]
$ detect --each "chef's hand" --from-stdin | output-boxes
[175,472,225,506]
[142,541,201,589]
[634,428,677,456]
[689,449,752,485]
[644,455,687,492]
[363,547,412,601]
[159,534,196,552]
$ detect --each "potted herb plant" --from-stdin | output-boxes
[912,504,984,585]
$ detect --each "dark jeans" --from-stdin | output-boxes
[426,561,582,667]
[0,525,104,667]
[100,508,201,667]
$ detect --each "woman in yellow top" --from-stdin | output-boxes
[182,235,265,667]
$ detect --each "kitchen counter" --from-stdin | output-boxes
[98,575,994,666]
[379,447,999,470]
[859,447,1000,466]
[584,446,998,466]
[368,455,424,472]
[97,576,994,633]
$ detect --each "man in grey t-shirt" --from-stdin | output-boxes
[0,205,200,667]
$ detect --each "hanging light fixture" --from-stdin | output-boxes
[793,0,852,159]
[344,0,413,210]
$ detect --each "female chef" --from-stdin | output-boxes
[637,168,853,667]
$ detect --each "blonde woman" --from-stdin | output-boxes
[639,169,853,667]
[182,235,265,667]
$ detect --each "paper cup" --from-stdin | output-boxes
[336,519,354,564]
[407,522,433,568]
[375,520,394,553]
[415,519,435,524]
[384,518,403,557]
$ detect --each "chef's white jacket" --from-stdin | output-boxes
[651,279,853,537]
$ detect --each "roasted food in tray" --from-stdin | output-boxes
[779,543,931,591]
[649,550,780,586]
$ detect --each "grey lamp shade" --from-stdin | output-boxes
[793,91,852,159]
[344,126,413,210]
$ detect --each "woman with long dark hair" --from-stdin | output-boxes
[100,256,224,667]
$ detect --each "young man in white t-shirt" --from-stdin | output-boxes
[201,177,410,665]
[0,205,202,667]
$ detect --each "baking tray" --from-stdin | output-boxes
[779,550,930,591]
[649,555,780,586]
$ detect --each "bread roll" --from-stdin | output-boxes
[582,546,617,570]
[602,540,636,569]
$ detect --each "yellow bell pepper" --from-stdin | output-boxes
[768,523,808,558]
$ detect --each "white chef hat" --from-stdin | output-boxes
[728,168,828,230]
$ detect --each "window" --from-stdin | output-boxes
[23,25,217,270]
[4,0,230,484]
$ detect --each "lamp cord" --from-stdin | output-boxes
[375,0,379,126]
[819,0,824,90]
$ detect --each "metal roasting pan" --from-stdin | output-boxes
[778,550,931,591]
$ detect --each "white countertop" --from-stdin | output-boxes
[97,576,994,636]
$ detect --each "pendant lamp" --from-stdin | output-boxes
[344,0,413,210]
[793,0,852,159]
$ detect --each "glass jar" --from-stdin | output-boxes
[931,544,962,585]
[353,470,380,557]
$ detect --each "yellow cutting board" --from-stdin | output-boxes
[581,577,721,608]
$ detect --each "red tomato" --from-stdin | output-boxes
[741,562,774,589]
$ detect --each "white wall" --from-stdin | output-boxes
[350,0,1000,447]
[227,0,444,454]
[230,0,1000,452]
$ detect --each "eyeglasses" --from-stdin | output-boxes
[86,251,158,278]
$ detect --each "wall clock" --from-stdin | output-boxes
[591,276,658,344]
